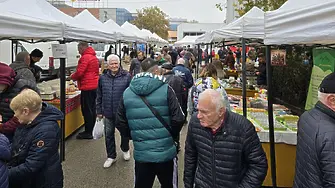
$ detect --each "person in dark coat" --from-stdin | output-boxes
[97,55,131,168]
[184,89,268,188]
[116,58,185,188]
[29,49,43,82]
[294,72,335,188]
[256,53,267,87]
[168,47,178,65]
[161,63,187,151]
[129,51,144,77]
[8,89,63,188]
[10,52,36,84]
[104,45,114,62]
[0,63,38,142]
[0,133,10,188]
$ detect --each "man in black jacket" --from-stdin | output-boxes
[184,89,268,188]
[294,72,335,188]
[256,53,267,87]
[161,63,187,151]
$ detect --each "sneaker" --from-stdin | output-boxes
[123,151,131,161]
[103,158,116,168]
[76,132,93,140]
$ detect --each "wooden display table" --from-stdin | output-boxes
[45,92,84,138]
[225,88,258,97]
[262,143,296,187]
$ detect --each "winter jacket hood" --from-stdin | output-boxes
[9,61,36,84]
[30,103,64,127]
[10,61,29,71]
[130,72,166,96]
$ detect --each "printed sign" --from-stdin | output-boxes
[305,48,335,110]
[271,50,286,66]
[51,44,67,59]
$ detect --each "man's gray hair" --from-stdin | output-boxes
[15,52,29,62]
[78,42,89,48]
[177,58,185,65]
[107,54,120,63]
[198,89,227,112]
[318,91,334,104]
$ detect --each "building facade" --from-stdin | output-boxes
[225,0,240,24]
[48,0,134,26]
[177,23,226,40]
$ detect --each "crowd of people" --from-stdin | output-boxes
[1,41,335,188]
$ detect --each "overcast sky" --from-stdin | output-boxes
[69,0,227,23]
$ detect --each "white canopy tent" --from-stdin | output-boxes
[103,19,139,42]
[141,29,158,43]
[264,0,335,45]
[121,22,146,43]
[0,0,114,42]
[153,33,169,45]
[74,9,117,42]
[174,36,199,47]
[0,10,64,41]
[195,7,264,44]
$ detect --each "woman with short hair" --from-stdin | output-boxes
[8,89,63,188]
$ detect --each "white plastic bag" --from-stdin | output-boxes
[92,119,104,139]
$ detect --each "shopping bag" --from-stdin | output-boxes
[92,119,104,139]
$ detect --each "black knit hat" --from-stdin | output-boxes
[141,58,158,72]
[30,49,43,58]
[319,72,335,93]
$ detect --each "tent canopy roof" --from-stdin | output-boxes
[264,0,335,45]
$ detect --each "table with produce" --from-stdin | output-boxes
[229,91,298,187]
[37,79,84,138]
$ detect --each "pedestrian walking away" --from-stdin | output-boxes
[116,58,184,188]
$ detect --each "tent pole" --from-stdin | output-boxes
[119,41,122,59]
[114,43,117,54]
[210,43,213,63]
[266,45,277,188]
[11,40,14,63]
[59,40,66,162]
[241,38,247,118]
[197,44,201,79]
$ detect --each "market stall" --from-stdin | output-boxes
[38,79,84,138]
[229,90,298,187]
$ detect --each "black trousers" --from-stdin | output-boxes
[135,158,178,188]
[80,89,97,134]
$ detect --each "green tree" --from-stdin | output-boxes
[132,6,169,39]
[216,0,287,17]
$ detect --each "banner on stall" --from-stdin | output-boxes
[271,49,286,66]
[305,48,335,110]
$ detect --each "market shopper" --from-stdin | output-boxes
[0,62,38,141]
[129,51,144,77]
[161,62,187,151]
[184,89,268,188]
[71,42,99,140]
[162,47,172,63]
[116,58,185,188]
[10,52,36,84]
[189,63,230,115]
[29,49,43,82]
[8,89,63,188]
[256,53,267,87]
[294,72,335,188]
[0,133,10,188]
[96,55,131,168]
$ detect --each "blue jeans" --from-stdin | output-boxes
[104,117,130,159]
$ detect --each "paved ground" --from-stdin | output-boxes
[63,125,188,188]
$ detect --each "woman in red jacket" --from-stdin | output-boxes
[71,42,99,139]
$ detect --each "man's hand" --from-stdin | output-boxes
[97,114,103,121]
[256,71,260,75]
